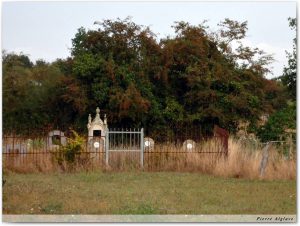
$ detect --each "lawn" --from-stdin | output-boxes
[3,172,296,214]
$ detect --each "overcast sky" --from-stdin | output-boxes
[2,1,296,79]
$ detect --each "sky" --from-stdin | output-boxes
[2,1,296,79]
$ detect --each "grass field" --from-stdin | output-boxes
[3,171,296,215]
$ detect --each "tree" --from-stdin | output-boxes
[71,18,162,128]
[216,18,274,76]
[280,17,296,100]
[1,52,49,132]
[2,18,285,137]
[257,101,296,142]
[3,52,64,133]
[159,20,275,132]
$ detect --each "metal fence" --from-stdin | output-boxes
[3,127,229,171]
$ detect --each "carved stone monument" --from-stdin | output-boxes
[87,107,108,139]
[87,107,108,151]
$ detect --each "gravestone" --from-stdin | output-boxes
[183,139,196,151]
[144,137,155,151]
[48,130,66,150]
[4,143,26,153]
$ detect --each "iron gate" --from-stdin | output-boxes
[105,128,144,167]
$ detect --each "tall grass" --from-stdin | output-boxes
[3,137,296,180]
[214,138,296,180]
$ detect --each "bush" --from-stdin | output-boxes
[256,101,296,142]
[51,130,86,171]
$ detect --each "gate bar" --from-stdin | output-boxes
[105,129,109,166]
[140,128,144,168]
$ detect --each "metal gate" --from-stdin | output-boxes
[105,128,144,167]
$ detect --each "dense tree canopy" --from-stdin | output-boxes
[3,18,291,139]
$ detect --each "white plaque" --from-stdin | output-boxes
[187,143,193,149]
[94,142,100,148]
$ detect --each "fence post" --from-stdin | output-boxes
[140,128,144,168]
[259,142,270,177]
[287,134,293,160]
[105,129,109,166]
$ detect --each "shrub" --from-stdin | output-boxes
[51,130,86,171]
[256,102,296,142]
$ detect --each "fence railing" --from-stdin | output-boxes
[3,128,229,171]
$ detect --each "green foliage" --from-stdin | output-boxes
[3,52,65,132]
[256,17,297,142]
[2,17,288,137]
[52,130,85,168]
[25,138,45,150]
[73,52,103,78]
[257,102,296,142]
[163,97,184,122]
[280,17,296,100]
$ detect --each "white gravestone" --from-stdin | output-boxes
[183,139,196,151]
[144,137,155,151]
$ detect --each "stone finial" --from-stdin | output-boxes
[104,114,107,125]
[93,107,103,124]
[87,114,92,129]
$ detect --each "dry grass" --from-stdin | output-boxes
[3,137,296,180]
[3,153,58,173]
[214,139,296,180]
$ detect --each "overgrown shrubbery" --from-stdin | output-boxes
[51,130,87,171]
[256,101,296,142]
